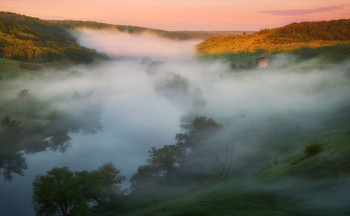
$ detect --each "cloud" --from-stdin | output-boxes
[76,28,199,58]
[259,5,343,16]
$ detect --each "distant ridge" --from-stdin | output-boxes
[197,19,350,55]
[50,20,251,41]
[0,11,252,63]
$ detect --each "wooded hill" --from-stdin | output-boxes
[50,20,250,41]
[0,12,106,63]
[0,12,249,64]
[197,19,350,55]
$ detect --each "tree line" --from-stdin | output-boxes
[31,116,224,215]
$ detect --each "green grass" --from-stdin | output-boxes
[120,99,350,215]
[0,58,35,77]
[261,128,350,180]
[122,125,350,216]
[124,178,338,216]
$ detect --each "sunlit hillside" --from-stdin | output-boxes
[0,11,250,65]
[0,12,106,64]
[197,19,350,55]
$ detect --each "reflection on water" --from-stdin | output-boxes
[0,89,102,181]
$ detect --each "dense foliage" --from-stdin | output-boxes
[32,163,125,216]
[130,117,222,190]
[273,20,350,41]
[0,12,106,63]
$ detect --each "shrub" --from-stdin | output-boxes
[304,143,323,157]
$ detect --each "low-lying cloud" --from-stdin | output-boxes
[76,28,199,59]
[259,5,344,16]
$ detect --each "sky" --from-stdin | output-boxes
[1,0,349,31]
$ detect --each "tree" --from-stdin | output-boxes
[192,116,221,132]
[32,167,90,216]
[175,116,222,153]
[32,163,126,216]
[147,145,186,177]
[130,116,222,191]
[130,165,156,189]
[86,162,126,205]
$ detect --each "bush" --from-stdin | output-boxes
[304,143,323,157]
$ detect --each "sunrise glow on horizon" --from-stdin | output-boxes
[1,0,350,31]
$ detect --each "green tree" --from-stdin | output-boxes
[175,116,222,152]
[147,145,186,177]
[130,165,156,189]
[32,167,90,216]
[32,163,126,216]
[86,162,126,205]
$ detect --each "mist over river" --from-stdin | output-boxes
[1,29,350,215]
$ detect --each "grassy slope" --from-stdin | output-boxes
[197,19,350,55]
[262,129,350,180]
[50,20,252,41]
[0,58,35,77]
[122,53,350,215]
[124,127,350,216]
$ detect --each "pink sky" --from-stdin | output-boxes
[1,0,349,31]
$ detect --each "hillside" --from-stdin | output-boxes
[0,12,252,64]
[51,20,250,41]
[123,111,350,216]
[0,12,106,63]
[197,19,350,55]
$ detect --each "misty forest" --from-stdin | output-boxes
[1,12,350,216]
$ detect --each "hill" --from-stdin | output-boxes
[0,12,251,64]
[0,12,106,63]
[197,19,350,55]
[50,20,250,41]
[122,111,350,216]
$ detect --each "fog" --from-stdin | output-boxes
[77,28,199,58]
[1,29,350,215]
